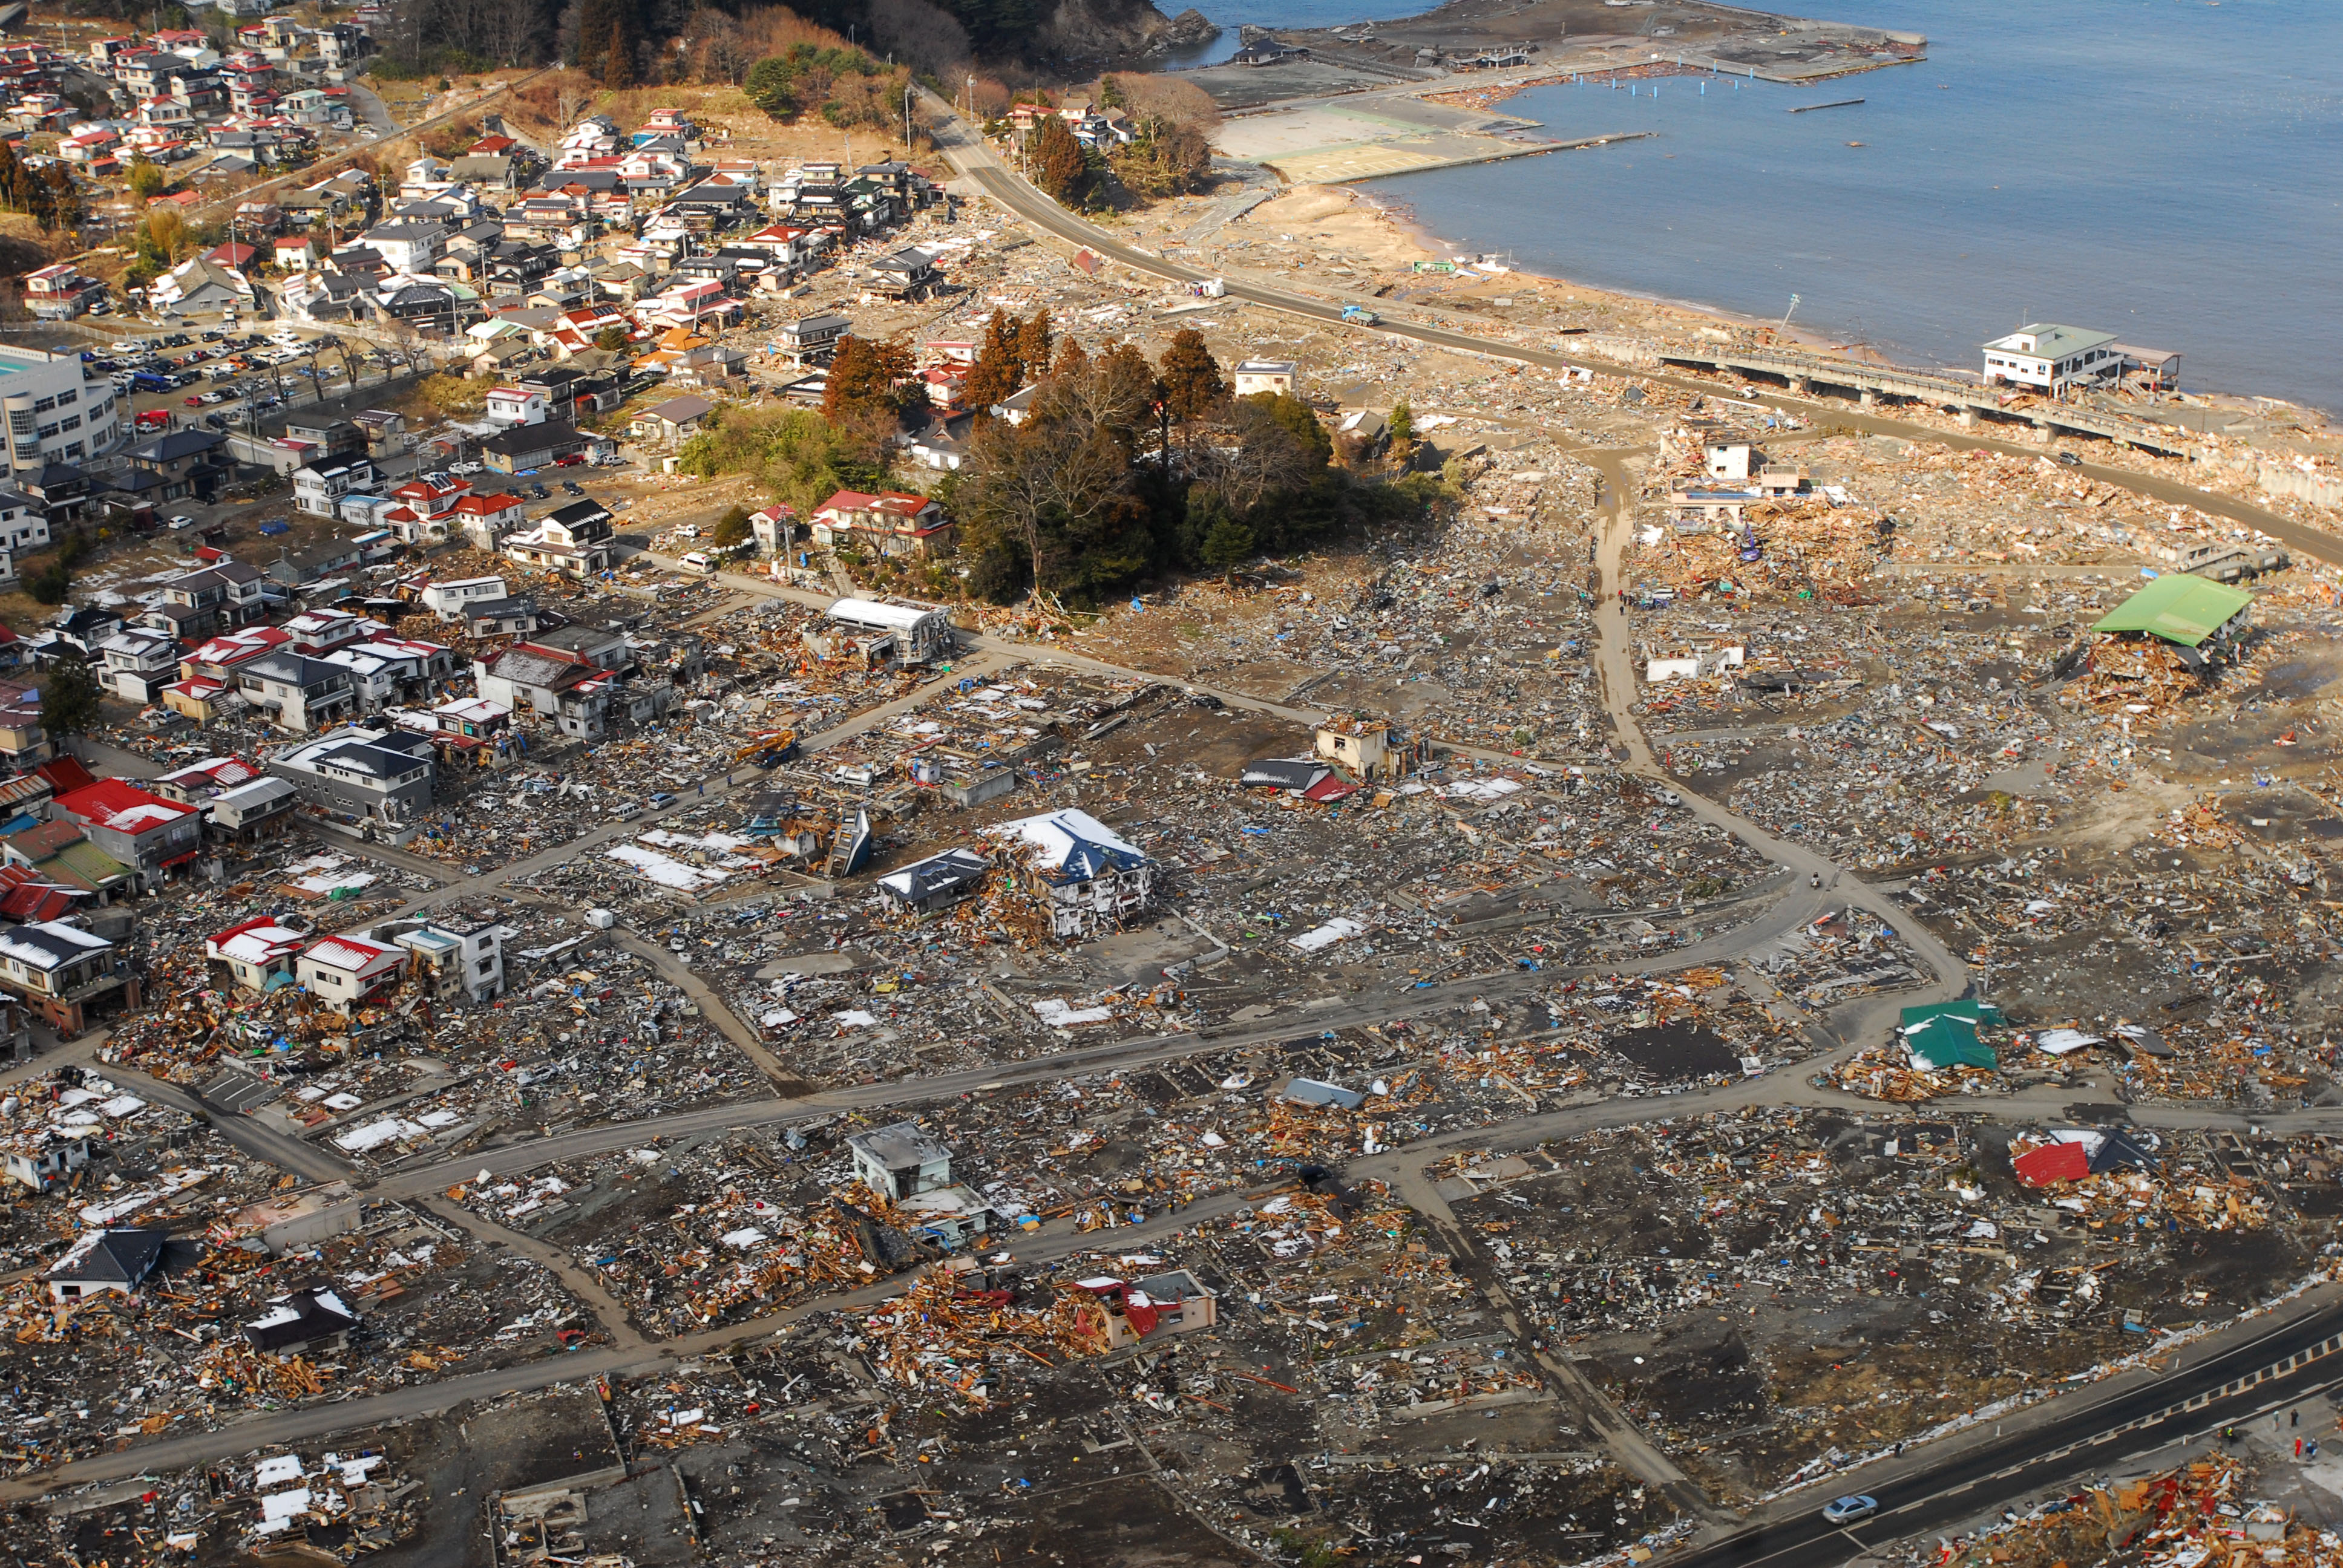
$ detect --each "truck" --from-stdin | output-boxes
[1340,304,1379,325]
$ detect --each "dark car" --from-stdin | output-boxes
[562,480,585,496]
[530,483,550,499]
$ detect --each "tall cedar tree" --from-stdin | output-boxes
[1014,307,1052,384]
[1158,327,1226,435]
[605,27,638,87]
[1031,115,1088,205]
[963,308,1021,416]
[823,333,916,422]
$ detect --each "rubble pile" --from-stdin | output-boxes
[1438,1108,2314,1501]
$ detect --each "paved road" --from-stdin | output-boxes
[1675,1299,2343,1568]
[914,93,2341,568]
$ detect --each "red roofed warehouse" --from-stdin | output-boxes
[50,780,202,888]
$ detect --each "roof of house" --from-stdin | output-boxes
[54,779,197,836]
[2092,576,2255,647]
[877,847,989,904]
[243,1284,359,1351]
[47,1226,167,1285]
[846,1120,952,1173]
[0,918,114,972]
[301,932,400,973]
[644,394,714,424]
[983,808,1150,886]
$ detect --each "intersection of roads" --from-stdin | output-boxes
[15,93,2343,1558]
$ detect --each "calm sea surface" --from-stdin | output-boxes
[1314,0,2342,410]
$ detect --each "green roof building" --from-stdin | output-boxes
[2092,575,2254,649]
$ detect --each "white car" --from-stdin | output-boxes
[448,461,483,475]
[165,514,198,531]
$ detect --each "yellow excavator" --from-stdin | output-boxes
[733,729,799,769]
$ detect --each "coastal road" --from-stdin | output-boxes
[1671,1299,2343,1568]
[916,94,2340,567]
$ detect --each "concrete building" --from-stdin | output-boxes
[2,345,122,476]
[1232,359,1297,398]
[1981,324,2123,394]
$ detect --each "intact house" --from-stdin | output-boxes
[208,777,301,838]
[479,419,592,474]
[234,653,357,733]
[1981,324,2125,395]
[123,428,232,504]
[51,779,203,886]
[808,489,954,559]
[0,919,140,1036]
[295,931,408,1013]
[628,393,713,446]
[268,727,437,827]
[98,628,180,704]
[1,820,137,904]
[144,559,272,641]
[503,498,614,577]
[205,915,307,993]
[293,458,379,517]
[1232,359,1297,398]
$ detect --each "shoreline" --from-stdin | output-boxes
[1345,183,1847,356]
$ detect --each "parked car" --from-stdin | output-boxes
[562,480,585,497]
[165,514,197,531]
[552,452,586,466]
[448,461,482,475]
[182,394,202,407]
[529,483,549,499]
[677,550,715,574]
[648,791,678,808]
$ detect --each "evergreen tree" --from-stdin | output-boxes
[823,333,916,421]
[963,308,1021,416]
[40,655,100,736]
[1157,327,1225,434]
[604,27,637,88]
[1014,307,1052,384]
[1031,115,1087,204]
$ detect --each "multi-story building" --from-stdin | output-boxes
[268,725,436,826]
[1,347,120,475]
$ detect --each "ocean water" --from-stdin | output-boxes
[1345,0,2343,411]
[1159,0,1432,67]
